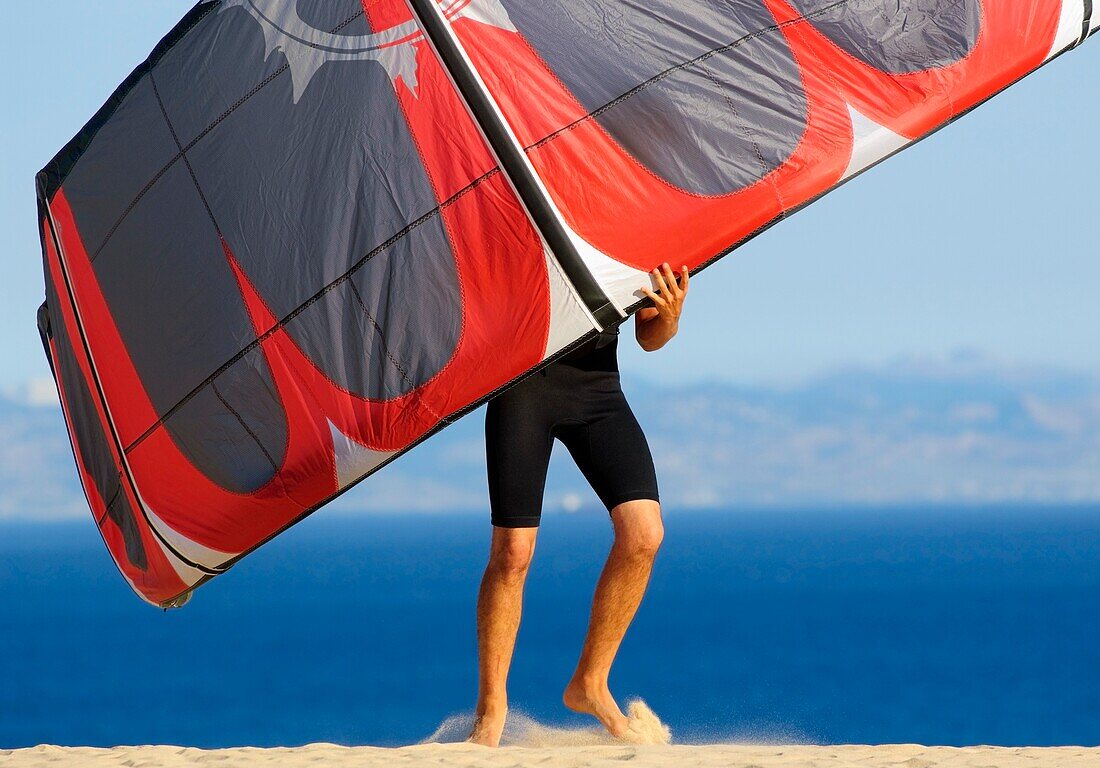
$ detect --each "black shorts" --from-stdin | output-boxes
[485,335,659,528]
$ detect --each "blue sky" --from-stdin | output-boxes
[1,2,1097,391]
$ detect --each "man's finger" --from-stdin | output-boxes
[662,263,681,299]
[680,265,690,294]
[652,267,670,298]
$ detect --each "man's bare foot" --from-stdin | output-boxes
[563,677,631,739]
[467,704,507,747]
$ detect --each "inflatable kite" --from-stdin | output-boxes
[35,0,1096,607]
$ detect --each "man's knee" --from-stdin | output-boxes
[488,528,537,578]
[611,501,664,558]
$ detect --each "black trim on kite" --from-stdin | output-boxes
[404,0,622,330]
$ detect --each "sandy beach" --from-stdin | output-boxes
[5,743,1099,768]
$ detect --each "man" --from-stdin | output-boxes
[469,263,690,747]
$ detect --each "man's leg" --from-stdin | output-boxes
[563,500,664,737]
[468,525,539,747]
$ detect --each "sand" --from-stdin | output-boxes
[6,708,1096,768]
[5,743,1099,767]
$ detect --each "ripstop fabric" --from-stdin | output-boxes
[35,0,1095,606]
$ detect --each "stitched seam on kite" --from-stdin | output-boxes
[88,0,373,264]
[778,0,980,122]
[212,382,280,473]
[211,243,298,495]
[257,4,396,52]
[509,24,756,201]
[509,18,716,199]
[778,15,862,178]
[43,1,220,202]
[150,73,224,233]
[124,169,499,455]
[333,8,367,34]
[525,0,855,157]
[300,0,480,48]
[345,277,443,422]
[152,69,293,482]
[699,61,788,211]
[379,90,464,423]
[818,30,957,119]
[96,484,124,528]
[90,62,291,263]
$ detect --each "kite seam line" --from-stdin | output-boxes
[804,0,980,118]
[39,0,220,202]
[125,169,499,454]
[382,86,466,424]
[212,382,281,473]
[699,61,788,211]
[152,70,293,482]
[90,159,185,263]
[149,74,224,234]
[345,278,445,424]
[332,8,367,35]
[345,281,415,392]
[525,0,855,156]
[96,484,124,528]
[88,0,373,264]
[89,61,291,263]
[508,22,732,200]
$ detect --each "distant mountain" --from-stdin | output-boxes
[3,354,1098,521]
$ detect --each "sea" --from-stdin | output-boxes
[1,506,1098,749]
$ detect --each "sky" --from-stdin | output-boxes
[1,2,1098,394]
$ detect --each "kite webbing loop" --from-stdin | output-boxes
[1079,0,1095,46]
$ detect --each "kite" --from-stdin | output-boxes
[35,0,1096,606]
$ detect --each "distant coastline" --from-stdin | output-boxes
[5,354,1099,522]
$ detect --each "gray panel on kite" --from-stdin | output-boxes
[501,0,808,196]
[790,0,981,73]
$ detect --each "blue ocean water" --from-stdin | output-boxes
[1,507,1098,749]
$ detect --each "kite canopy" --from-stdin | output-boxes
[36,0,1095,607]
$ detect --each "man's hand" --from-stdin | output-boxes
[635,263,689,352]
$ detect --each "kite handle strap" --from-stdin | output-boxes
[37,301,57,383]
[1078,0,1095,47]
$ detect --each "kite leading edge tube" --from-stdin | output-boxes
[405,0,626,331]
